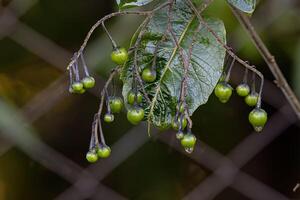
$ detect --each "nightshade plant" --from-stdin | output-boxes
[67,0,268,163]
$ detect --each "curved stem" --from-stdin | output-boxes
[231,6,300,119]
[66,1,171,70]
[102,22,118,49]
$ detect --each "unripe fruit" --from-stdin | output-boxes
[142,68,156,82]
[214,82,232,103]
[111,48,128,65]
[97,146,111,158]
[245,93,259,107]
[236,83,250,97]
[249,108,268,132]
[127,91,142,105]
[82,76,95,89]
[86,151,98,163]
[181,133,197,149]
[177,103,185,113]
[127,107,144,125]
[109,97,123,113]
[104,113,114,123]
[172,117,187,130]
[78,88,86,94]
[72,82,84,93]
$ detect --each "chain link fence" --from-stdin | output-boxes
[0,0,299,199]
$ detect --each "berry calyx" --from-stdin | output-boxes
[181,133,197,149]
[248,108,268,132]
[97,145,111,158]
[236,83,250,97]
[142,68,156,83]
[111,48,128,65]
[82,76,95,89]
[104,113,114,123]
[72,82,84,93]
[86,150,98,163]
[214,82,232,103]
[172,117,187,130]
[127,90,142,105]
[176,131,184,140]
[127,107,144,125]
[245,92,259,107]
[109,97,123,113]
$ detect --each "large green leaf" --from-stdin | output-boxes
[121,0,226,129]
[227,0,256,13]
[116,0,154,10]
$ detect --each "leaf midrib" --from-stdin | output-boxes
[147,14,196,131]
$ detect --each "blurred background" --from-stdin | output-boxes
[0,0,299,199]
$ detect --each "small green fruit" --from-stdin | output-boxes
[172,117,187,130]
[111,48,128,65]
[142,68,156,82]
[249,108,268,132]
[236,83,250,97]
[109,97,123,113]
[177,103,185,113]
[245,93,259,107]
[181,133,197,149]
[104,113,114,123]
[127,91,142,105]
[97,146,111,158]
[82,76,95,89]
[214,82,232,103]
[86,151,98,163]
[72,82,84,93]
[127,107,144,125]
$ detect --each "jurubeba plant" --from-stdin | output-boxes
[66,0,268,163]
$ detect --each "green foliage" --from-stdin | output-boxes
[121,0,226,129]
[227,0,256,13]
[116,0,154,10]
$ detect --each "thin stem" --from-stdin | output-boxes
[102,22,118,49]
[242,68,248,83]
[231,6,300,120]
[66,1,171,70]
[80,54,90,77]
[225,57,235,82]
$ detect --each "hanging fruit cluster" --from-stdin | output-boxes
[66,0,268,163]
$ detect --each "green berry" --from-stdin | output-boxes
[236,83,250,97]
[72,82,84,93]
[111,48,128,65]
[127,107,144,125]
[78,88,86,94]
[109,97,123,113]
[181,133,197,149]
[86,151,98,163]
[172,117,187,130]
[97,146,111,158]
[127,91,142,105]
[82,76,95,89]
[104,113,114,123]
[245,93,259,107]
[142,68,156,82]
[249,108,268,132]
[214,82,232,103]
[177,103,185,113]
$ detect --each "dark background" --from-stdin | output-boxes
[0,0,299,199]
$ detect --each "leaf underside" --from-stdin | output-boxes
[121,0,226,129]
[117,0,154,10]
[227,0,256,13]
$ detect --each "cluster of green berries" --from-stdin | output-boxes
[214,81,268,132]
[172,103,197,153]
[69,54,96,94]
[70,76,95,94]
[86,145,111,163]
